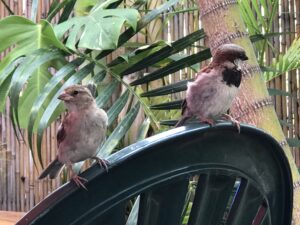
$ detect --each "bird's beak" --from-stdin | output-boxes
[58,92,72,101]
[242,55,248,61]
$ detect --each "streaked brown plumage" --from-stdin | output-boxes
[39,84,108,189]
[176,44,248,128]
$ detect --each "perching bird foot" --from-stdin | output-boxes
[92,157,109,172]
[200,117,215,126]
[222,114,240,133]
[72,175,88,190]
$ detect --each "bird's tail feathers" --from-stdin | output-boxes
[38,157,64,179]
[175,116,190,127]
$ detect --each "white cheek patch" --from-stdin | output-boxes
[234,59,245,70]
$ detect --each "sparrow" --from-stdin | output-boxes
[176,43,248,129]
[39,84,108,189]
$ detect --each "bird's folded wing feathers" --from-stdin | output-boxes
[57,116,67,148]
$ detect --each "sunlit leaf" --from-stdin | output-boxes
[0,16,67,73]
[55,8,139,50]
[107,90,130,126]
[98,103,140,158]
[131,49,210,85]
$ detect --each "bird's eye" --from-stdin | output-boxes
[73,90,79,96]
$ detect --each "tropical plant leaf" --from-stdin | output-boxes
[238,0,279,63]
[54,8,140,50]
[159,120,178,126]
[150,100,183,110]
[287,138,300,147]
[126,196,140,225]
[0,16,67,73]
[107,90,130,126]
[141,79,192,97]
[136,118,151,141]
[94,0,180,60]
[110,41,170,74]
[47,0,77,23]
[264,37,300,81]
[98,103,140,158]
[27,58,85,150]
[0,57,24,111]
[131,48,211,85]
[268,88,291,97]
[110,29,205,76]
[279,119,292,128]
[96,79,120,108]
[9,49,65,129]
[250,32,293,43]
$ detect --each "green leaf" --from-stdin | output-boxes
[150,100,182,110]
[126,196,140,225]
[47,0,77,23]
[159,120,178,126]
[279,119,292,128]
[54,8,140,50]
[0,57,24,111]
[110,29,205,76]
[27,58,84,150]
[287,138,300,147]
[91,0,123,11]
[268,88,291,97]
[250,32,294,43]
[96,79,119,108]
[0,16,67,73]
[110,41,169,74]
[94,0,180,60]
[141,79,192,97]
[131,48,211,85]
[0,74,12,111]
[98,103,140,158]
[264,37,300,80]
[136,118,150,141]
[107,90,130,126]
[9,49,65,129]
[59,0,78,23]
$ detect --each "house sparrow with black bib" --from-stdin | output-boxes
[176,44,248,130]
[39,84,108,190]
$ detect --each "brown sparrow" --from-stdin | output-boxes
[39,84,108,189]
[176,44,248,129]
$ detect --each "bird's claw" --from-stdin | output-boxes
[72,175,88,190]
[200,117,215,126]
[93,157,109,172]
[222,114,240,133]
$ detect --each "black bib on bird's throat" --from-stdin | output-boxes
[222,67,242,88]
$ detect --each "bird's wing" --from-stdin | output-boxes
[57,115,68,148]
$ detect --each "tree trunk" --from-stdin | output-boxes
[197,0,300,223]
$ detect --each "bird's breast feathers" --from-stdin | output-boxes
[186,72,239,118]
[57,108,107,164]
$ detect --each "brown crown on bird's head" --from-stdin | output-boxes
[213,44,248,63]
[58,84,95,109]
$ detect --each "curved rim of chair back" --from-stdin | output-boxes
[17,123,293,225]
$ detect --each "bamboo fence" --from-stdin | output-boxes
[0,0,299,212]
